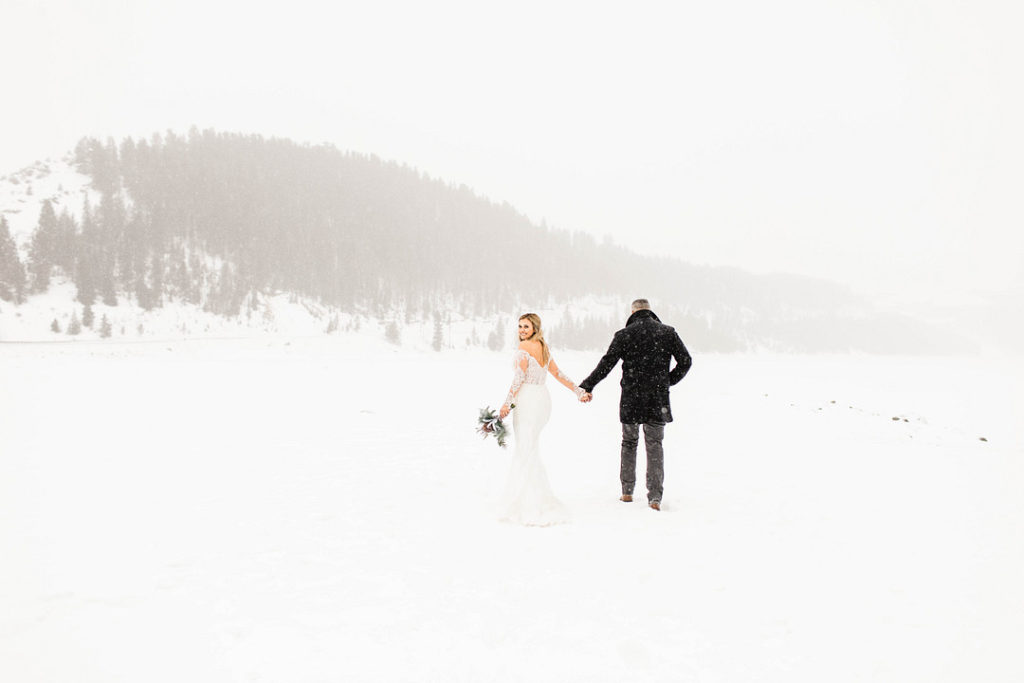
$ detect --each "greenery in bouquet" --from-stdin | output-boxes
[477,404,513,448]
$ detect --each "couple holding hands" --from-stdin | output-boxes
[496,299,692,526]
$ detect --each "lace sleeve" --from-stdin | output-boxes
[504,350,529,406]
[548,357,586,398]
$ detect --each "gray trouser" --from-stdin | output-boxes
[621,422,665,503]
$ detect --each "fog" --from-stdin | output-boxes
[3,0,1022,346]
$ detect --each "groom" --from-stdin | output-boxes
[579,299,692,511]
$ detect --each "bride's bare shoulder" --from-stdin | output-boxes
[518,339,544,364]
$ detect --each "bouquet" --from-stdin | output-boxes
[477,404,513,448]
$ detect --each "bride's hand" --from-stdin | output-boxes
[499,404,511,419]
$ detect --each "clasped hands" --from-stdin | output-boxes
[579,391,593,403]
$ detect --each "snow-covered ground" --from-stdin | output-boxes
[1,339,1022,682]
[0,278,352,342]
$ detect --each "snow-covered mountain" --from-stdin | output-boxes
[0,131,984,353]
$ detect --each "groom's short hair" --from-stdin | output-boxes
[631,299,651,312]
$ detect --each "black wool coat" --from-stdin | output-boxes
[579,309,692,424]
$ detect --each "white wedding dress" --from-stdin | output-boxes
[497,349,577,526]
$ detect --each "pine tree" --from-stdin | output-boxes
[67,310,81,335]
[487,317,505,351]
[75,254,96,304]
[73,137,92,174]
[99,314,112,338]
[432,312,444,351]
[75,199,97,305]
[385,320,401,345]
[82,304,94,328]
[54,210,77,275]
[100,277,117,306]
[135,271,152,311]
[120,211,143,292]
[28,200,58,292]
[50,318,61,333]
[0,217,26,303]
[97,193,124,306]
[150,254,164,308]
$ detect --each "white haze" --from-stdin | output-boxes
[3,0,1023,309]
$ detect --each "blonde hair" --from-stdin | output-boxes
[518,313,550,365]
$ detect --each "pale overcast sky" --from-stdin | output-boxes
[3,0,1022,303]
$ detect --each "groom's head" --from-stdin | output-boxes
[631,299,651,313]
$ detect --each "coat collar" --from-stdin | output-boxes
[626,309,661,326]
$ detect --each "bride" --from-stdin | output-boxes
[497,313,589,526]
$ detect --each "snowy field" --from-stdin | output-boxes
[2,338,1022,682]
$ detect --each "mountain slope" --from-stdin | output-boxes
[0,129,974,353]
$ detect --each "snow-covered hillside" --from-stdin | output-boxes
[0,155,97,245]
[2,340,1021,682]
[6,141,991,355]
[0,156,634,346]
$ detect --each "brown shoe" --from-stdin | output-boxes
[620,494,633,503]
[649,501,661,511]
